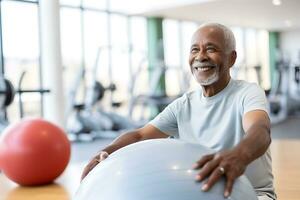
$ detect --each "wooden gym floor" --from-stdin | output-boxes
[1,118,300,200]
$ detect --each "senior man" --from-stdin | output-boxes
[81,22,276,200]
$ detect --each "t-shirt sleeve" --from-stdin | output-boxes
[242,83,268,115]
[148,97,181,137]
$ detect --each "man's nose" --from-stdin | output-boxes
[195,50,208,62]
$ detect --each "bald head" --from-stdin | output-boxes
[194,22,236,53]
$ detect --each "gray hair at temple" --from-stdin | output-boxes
[198,22,236,53]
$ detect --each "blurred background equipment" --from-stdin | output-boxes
[0,72,50,133]
[267,50,300,123]
[128,61,190,122]
[0,76,15,132]
[66,46,140,142]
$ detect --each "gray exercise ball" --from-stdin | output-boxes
[75,139,258,200]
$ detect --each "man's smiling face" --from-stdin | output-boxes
[189,26,233,86]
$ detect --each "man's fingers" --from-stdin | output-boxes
[100,152,109,160]
[81,151,109,182]
[195,159,219,181]
[193,154,214,169]
[80,160,99,181]
[201,167,224,191]
[224,177,234,198]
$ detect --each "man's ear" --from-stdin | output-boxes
[228,50,237,68]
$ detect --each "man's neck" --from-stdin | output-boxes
[201,76,231,97]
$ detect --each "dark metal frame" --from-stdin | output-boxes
[0,0,46,118]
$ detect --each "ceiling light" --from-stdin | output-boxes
[272,0,282,6]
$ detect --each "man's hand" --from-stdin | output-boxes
[193,149,248,198]
[81,151,109,181]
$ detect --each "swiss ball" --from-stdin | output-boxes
[0,118,71,186]
[75,139,257,200]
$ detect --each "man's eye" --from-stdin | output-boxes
[207,47,216,52]
[191,48,199,53]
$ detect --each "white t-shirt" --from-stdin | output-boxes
[150,78,276,199]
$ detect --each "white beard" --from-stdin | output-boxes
[197,69,219,86]
[193,67,219,86]
[191,61,219,86]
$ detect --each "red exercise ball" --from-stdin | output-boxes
[0,118,71,186]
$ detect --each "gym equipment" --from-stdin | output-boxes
[128,60,190,121]
[268,54,289,122]
[0,118,70,186]
[16,71,50,118]
[0,76,15,133]
[75,139,257,200]
[0,72,50,134]
[295,65,300,86]
[290,59,300,99]
[267,50,300,123]
[231,62,263,86]
[66,46,139,142]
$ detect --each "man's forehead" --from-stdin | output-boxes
[191,26,225,45]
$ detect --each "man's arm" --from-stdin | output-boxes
[101,124,169,154]
[239,110,271,166]
[81,124,168,180]
[193,110,271,197]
